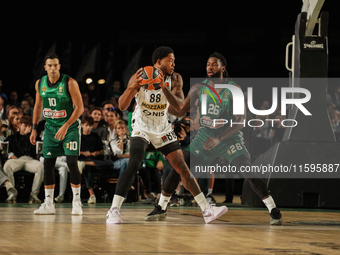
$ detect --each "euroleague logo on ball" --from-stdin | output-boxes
[139,66,162,90]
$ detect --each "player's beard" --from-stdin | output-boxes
[207,69,222,78]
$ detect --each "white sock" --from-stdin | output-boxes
[262,196,276,212]
[158,194,171,210]
[194,192,209,212]
[207,188,213,196]
[45,189,54,205]
[111,195,125,210]
[71,186,81,202]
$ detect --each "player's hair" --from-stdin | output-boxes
[90,107,102,115]
[114,119,126,129]
[6,106,19,119]
[152,46,174,64]
[44,53,60,64]
[20,115,32,126]
[81,116,94,126]
[209,52,229,77]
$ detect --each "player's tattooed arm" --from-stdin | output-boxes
[168,83,201,117]
[118,68,143,111]
[160,72,184,112]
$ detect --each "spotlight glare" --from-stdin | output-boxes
[98,79,106,85]
[86,78,93,84]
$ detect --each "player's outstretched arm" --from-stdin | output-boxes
[168,83,201,117]
[118,68,143,111]
[30,80,43,145]
[159,72,184,112]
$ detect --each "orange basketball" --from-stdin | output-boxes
[139,66,162,90]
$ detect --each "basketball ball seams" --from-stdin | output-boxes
[140,66,162,90]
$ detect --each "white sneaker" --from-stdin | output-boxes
[202,204,228,224]
[34,202,56,215]
[88,195,96,204]
[77,161,85,174]
[71,201,83,215]
[106,207,123,224]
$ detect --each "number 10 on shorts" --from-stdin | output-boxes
[66,141,78,150]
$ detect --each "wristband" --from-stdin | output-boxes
[32,124,38,130]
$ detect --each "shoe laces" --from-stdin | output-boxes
[203,203,216,217]
[108,207,120,217]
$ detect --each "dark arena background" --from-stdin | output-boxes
[1,1,340,254]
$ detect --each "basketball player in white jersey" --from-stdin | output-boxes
[106,46,228,224]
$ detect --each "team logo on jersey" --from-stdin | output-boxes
[43,108,67,119]
[141,102,167,111]
[200,116,223,129]
[165,82,169,87]
[58,86,63,93]
[222,90,229,99]
[42,87,47,92]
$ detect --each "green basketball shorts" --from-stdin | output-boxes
[187,130,249,166]
[42,122,81,158]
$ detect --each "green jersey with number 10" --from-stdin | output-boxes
[39,73,77,127]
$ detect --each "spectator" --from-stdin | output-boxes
[0,170,17,199]
[8,91,20,107]
[331,85,340,111]
[21,99,33,117]
[83,106,90,118]
[79,116,113,204]
[4,114,21,138]
[110,120,129,177]
[3,115,43,203]
[87,82,98,106]
[82,92,89,108]
[99,101,114,128]
[106,108,119,142]
[106,80,123,100]
[0,79,8,102]
[2,106,19,127]
[252,115,271,139]
[90,107,107,140]
[140,150,164,201]
[0,95,5,120]
[25,94,35,109]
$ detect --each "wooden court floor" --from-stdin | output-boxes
[1,202,340,255]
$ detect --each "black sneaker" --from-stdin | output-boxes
[169,194,179,207]
[270,208,283,225]
[144,205,167,221]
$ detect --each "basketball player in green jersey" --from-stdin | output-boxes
[148,52,283,225]
[30,53,84,215]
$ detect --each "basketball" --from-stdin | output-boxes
[139,66,162,90]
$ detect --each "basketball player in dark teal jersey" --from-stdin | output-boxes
[30,53,84,215]
[149,52,283,225]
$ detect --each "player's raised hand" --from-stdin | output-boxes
[130,68,143,89]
